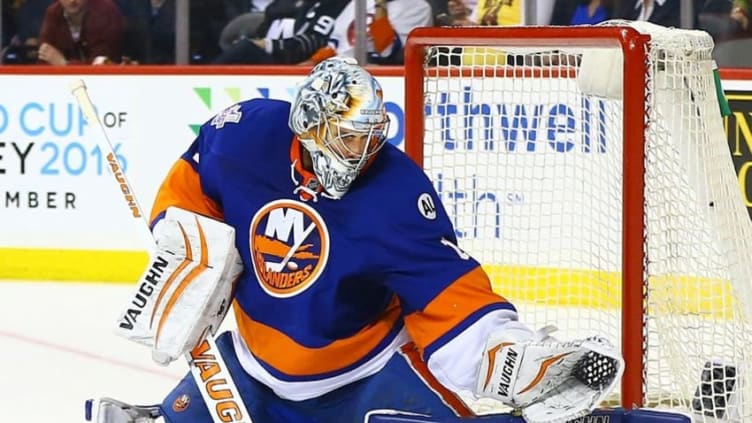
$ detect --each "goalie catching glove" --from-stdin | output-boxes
[476,328,624,423]
[114,207,244,365]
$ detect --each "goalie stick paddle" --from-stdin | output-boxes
[70,79,253,423]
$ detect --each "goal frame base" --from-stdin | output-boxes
[368,407,691,422]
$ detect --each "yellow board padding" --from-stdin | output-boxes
[0,249,739,318]
[484,264,737,319]
[0,248,149,283]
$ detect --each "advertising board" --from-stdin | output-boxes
[0,68,750,281]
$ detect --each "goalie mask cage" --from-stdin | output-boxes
[404,24,752,421]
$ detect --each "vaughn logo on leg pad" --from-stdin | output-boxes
[118,255,169,331]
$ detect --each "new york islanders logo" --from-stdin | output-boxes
[250,200,329,298]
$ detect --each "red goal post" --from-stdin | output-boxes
[404,25,650,408]
[403,23,752,419]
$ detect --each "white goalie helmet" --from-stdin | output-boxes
[289,57,390,199]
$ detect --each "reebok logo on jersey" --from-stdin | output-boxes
[249,199,329,298]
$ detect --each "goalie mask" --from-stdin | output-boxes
[289,58,390,199]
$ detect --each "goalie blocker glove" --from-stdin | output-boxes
[114,206,244,365]
[476,330,624,423]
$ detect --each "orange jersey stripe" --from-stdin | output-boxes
[403,266,507,355]
[234,297,402,376]
[399,343,475,417]
[150,158,223,224]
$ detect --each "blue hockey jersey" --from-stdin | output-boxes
[149,98,517,400]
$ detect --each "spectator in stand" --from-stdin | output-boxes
[730,0,750,31]
[114,0,226,64]
[113,0,167,63]
[10,0,53,62]
[224,0,272,17]
[695,0,742,42]
[467,0,555,26]
[550,0,614,26]
[442,0,521,66]
[218,0,273,52]
[472,0,522,26]
[615,0,703,28]
[218,11,265,53]
[2,0,16,49]
[701,0,734,15]
[189,0,232,63]
[430,0,477,25]
[447,0,476,25]
[37,0,124,65]
[305,0,433,66]
[214,0,350,65]
[427,0,449,25]
[537,0,558,24]
[0,0,52,64]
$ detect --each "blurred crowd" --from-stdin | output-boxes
[1,0,751,66]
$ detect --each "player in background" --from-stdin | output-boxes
[88,58,623,423]
[214,0,350,64]
[306,0,433,65]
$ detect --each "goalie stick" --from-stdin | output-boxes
[70,80,253,423]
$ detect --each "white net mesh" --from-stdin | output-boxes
[414,22,752,421]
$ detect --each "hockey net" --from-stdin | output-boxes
[404,22,752,421]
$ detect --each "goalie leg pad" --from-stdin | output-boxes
[476,334,624,423]
[115,206,244,365]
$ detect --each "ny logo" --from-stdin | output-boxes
[211,104,243,128]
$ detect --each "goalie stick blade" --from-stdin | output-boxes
[365,408,691,422]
